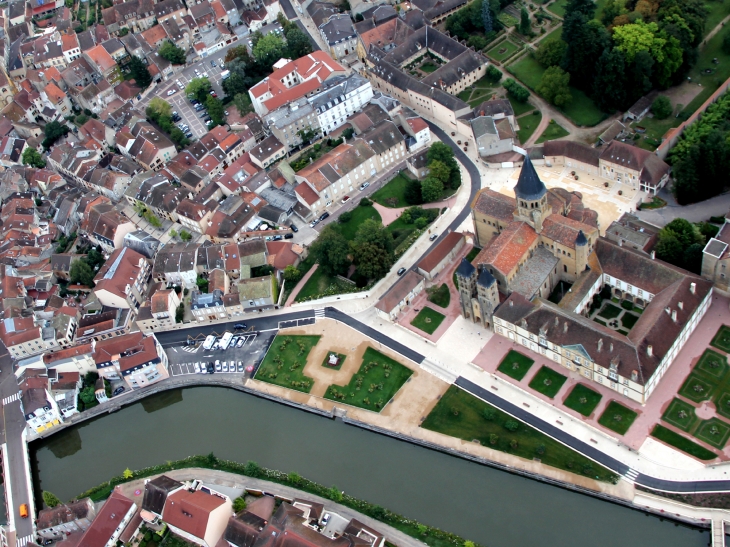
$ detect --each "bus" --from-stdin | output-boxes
[219,332,234,350]
[202,335,216,350]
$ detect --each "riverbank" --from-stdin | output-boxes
[74,458,477,547]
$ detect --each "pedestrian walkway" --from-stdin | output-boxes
[285,264,318,306]
[2,392,20,406]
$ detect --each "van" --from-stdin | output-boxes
[19,504,28,519]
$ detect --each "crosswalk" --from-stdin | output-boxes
[623,468,639,483]
[314,308,326,319]
[16,534,34,547]
[3,392,20,406]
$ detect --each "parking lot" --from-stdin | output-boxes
[165,331,277,379]
[139,48,234,139]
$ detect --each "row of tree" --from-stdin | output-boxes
[535,0,708,112]
[654,218,718,274]
[146,97,191,147]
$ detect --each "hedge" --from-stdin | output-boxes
[75,454,481,547]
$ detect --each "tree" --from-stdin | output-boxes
[565,0,596,19]
[70,260,94,287]
[22,148,46,168]
[128,56,152,89]
[170,127,190,147]
[352,219,393,254]
[428,160,451,185]
[561,15,611,89]
[179,229,192,241]
[651,95,672,119]
[175,303,184,323]
[503,78,529,102]
[592,47,627,111]
[404,178,423,205]
[535,40,567,68]
[485,65,502,83]
[519,6,530,35]
[537,66,572,107]
[147,97,172,119]
[223,72,248,97]
[600,0,623,25]
[43,491,62,508]
[233,93,253,116]
[233,497,247,513]
[353,242,393,279]
[683,243,704,274]
[169,229,178,239]
[660,218,703,249]
[310,225,351,276]
[186,77,212,103]
[158,40,186,64]
[43,121,69,149]
[482,0,493,33]
[123,468,134,479]
[427,142,460,190]
[421,177,444,202]
[285,26,313,59]
[468,35,487,50]
[206,96,225,126]
[252,33,286,71]
[283,265,302,284]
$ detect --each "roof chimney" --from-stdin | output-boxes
[597,338,603,352]
[609,343,613,352]
[631,370,638,382]
[618,239,622,247]
[672,309,677,322]
[678,301,683,310]
[509,300,513,307]
[651,250,655,259]
[563,321,568,334]
[690,282,696,294]
[647,344,653,357]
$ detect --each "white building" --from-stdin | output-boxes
[310,74,373,135]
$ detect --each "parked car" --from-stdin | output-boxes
[211,60,217,67]
[222,362,229,372]
[429,233,438,241]
[215,360,222,372]
[234,323,247,330]
[319,212,330,221]
[284,233,294,239]
[113,386,125,396]
[210,91,217,97]
[273,235,283,241]
[238,362,244,372]
[207,362,215,373]
[310,219,319,228]
[359,182,370,190]
[290,223,298,232]
[166,89,176,96]
[341,195,350,203]
[397,267,406,276]
[194,362,201,373]
[185,132,193,139]
[224,110,229,116]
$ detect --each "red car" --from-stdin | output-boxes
[210,91,217,97]
[341,196,350,204]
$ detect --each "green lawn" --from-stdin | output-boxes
[411,307,446,335]
[321,352,346,371]
[507,54,606,126]
[651,424,717,460]
[486,40,519,62]
[517,111,542,143]
[563,384,602,417]
[695,417,730,449]
[255,335,320,393]
[422,386,619,482]
[496,350,535,381]
[705,1,730,38]
[324,347,413,411]
[511,99,535,117]
[371,172,415,208]
[547,0,566,17]
[620,312,640,330]
[294,267,360,302]
[465,246,481,262]
[336,205,382,240]
[711,325,730,353]
[632,115,682,152]
[598,302,622,320]
[598,401,638,436]
[662,397,698,432]
[427,283,451,308]
[678,372,715,403]
[697,349,728,379]
[535,120,570,143]
[421,61,438,73]
[718,391,730,421]
[528,366,568,398]
[681,25,730,116]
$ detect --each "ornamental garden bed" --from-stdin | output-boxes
[661,397,699,432]
[597,401,638,436]
[254,335,320,393]
[323,347,413,411]
[321,352,346,371]
[528,366,567,398]
[411,307,446,335]
[426,284,451,309]
[563,384,602,417]
[651,425,717,460]
[711,325,730,353]
[496,350,534,381]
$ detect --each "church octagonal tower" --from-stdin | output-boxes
[513,156,550,233]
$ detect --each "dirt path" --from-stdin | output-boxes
[702,14,730,46]
[284,264,318,306]
[524,111,551,146]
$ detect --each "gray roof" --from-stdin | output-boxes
[320,14,356,45]
[510,246,559,299]
[309,74,370,113]
[473,99,513,118]
[359,120,404,154]
[477,267,495,288]
[514,156,546,201]
[471,116,497,138]
[425,50,487,89]
[455,257,475,278]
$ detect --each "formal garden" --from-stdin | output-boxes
[421,386,619,482]
[590,296,643,335]
[496,350,534,381]
[411,307,446,335]
[651,329,730,458]
[321,352,346,371]
[597,401,638,436]
[563,384,602,417]
[528,365,567,398]
[254,335,320,393]
[323,347,413,411]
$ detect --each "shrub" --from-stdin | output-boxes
[485,65,502,83]
[651,96,672,120]
[360,197,372,206]
[339,211,353,223]
[504,420,519,432]
[503,78,529,102]
[482,408,496,421]
[489,433,499,445]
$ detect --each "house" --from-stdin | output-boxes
[94,331,169,390]
[83,45,122,86]
[162,486,233,547]
[249,52,346,116]
[152,242,199,288]
[309,74,373,136]
[82,203,136,252]
[121,121,177,171]
[37,498,96,540]
[141,475,184,524]
[125,172,190,222]
[49,370,82,419]
[472,115,517,159]
[406,151,429,179]
[416,231,464,280]
[19,369,64,434]
[76,489,138,547]
[92,247,151,310]
[176,199,215,234]
[319,15,358,60]
[400,115,430,151]
[375,270,425,321]
[604,213,659,255]
[135,288,181,332]
[623,91,658,123]
[190,289,226,321]
[124,230,161,259]
[249,136,286,169]
[412,0,468,23]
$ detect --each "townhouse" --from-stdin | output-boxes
[94,331,169,390]
[93,247,151,310]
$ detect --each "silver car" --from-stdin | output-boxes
[237,361,244,372]
[222,361,229,372]
[237,338,245,348]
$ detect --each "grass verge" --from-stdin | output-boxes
[535,120,569,143]
[411,307,446,335]
[598,401,638,436]
[651,424,717,460]
[528,366,567,398]
[563,384,602,417]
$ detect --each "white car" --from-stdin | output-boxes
[215,360,221,372]
[167,89,176,96]
[194,362,201,373]
[222,361,229,372]
[236,338,245,348]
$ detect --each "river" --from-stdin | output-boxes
[30,387,708,547]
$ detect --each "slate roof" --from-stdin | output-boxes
[471,188,516,223]
[375,270,423,313]
[455,257,475,278]
[514,156,546,201]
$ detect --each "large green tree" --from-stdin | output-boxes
[561,15,610,90]
[43,121,69,149]
[158,40,186,64]
[310,225,350,276]
[427,142,460,189]
[186,77,212,103]
[421,177,444,203]
[22,148,46,168]
[285,26,313,59]
[206,96,225,126]
[537,66,572,107]
[253,33,286,71]
[147,97,172,119]
[70,260,95,287]
[565,0,596,19]
[592,47,627,111]
[427,160,451,185]
[535,39,567,68]
[128,56,152,89]
[351,219,393,279]
[42,492,62,508]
